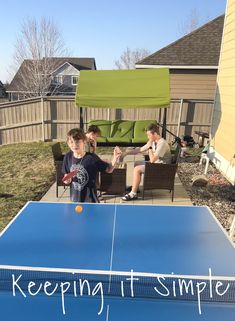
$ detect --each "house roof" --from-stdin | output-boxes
[49,57,96,71]
[0,81,7,97]
[136,15,224,68]
[7,57,96,92]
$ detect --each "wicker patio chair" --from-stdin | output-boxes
[230,216,235,239]
[51,143,66,198]
[142,144,181,201]
[171,143,181,164]
[51,142,64,161]
[100,163,127,195]
[142,163,178,201]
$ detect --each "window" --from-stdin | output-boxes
[54,76,63,85]
[71,76,78,86]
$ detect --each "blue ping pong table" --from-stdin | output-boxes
[0,201,235,321]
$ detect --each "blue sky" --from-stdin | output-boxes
[0,0,226,82]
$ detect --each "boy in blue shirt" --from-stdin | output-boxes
[62,128,121,203]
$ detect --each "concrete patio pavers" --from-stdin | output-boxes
[41,154,192,205]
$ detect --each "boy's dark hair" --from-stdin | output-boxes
[146,123,160,135]
[67,128,86,142]
[87,125,101,136]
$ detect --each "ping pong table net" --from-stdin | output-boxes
[0,266,235,305]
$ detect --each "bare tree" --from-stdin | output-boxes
[11,17,68,97]
[179,9,210,36]
[114,47,151,69]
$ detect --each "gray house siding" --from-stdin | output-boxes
[51,63,80,95]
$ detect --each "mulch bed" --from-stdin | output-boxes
[178,156,235,231]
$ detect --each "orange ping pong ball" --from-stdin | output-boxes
[75,205,83,213]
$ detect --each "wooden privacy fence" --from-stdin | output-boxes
[0,96,214,145]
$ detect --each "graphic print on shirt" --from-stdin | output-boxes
[70,163,89,191]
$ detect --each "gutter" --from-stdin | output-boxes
[135,64,218,70]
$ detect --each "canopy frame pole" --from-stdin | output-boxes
[158,122,182,146]
[159,108,162,125]
[176,98,184,137]
[80,107,84,130]
[162,108,167,139]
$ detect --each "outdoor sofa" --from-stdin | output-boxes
[88,120,157,146]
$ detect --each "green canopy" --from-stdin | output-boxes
[76,68,170,109]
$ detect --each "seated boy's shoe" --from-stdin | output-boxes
[122,193,138,201]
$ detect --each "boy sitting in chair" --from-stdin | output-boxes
[121,124,171,201]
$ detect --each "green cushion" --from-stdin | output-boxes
[88,120,111,142]
[132,137,148,143]
[89,119,158,144]
[97,136,107,143]
[133,120,157,142]
[110,120,134,140]
[107,137,132,143]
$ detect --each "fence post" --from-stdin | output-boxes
[41,96,45,141]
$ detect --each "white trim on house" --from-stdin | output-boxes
[71,76,78,86]
[209,146,235,185]
[6,90,51,94]
[51,62,74,75]
[135,64,218,69]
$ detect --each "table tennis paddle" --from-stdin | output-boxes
[62,170,78,183]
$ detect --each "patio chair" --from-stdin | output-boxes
[100,163,127,195]
[142,145,181,201]
[171,143,181,164]
[142,163,178,201]
[51,142,64,161]
[51,143,66,198]
[229,215,235,239]
[199,144,210,175]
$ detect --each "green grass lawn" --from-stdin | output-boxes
[0,142,116,232]
[0,141,203,232]
[0,142,56,231]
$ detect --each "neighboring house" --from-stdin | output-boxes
[210,0,235,185]
[0,81,7,101]
[136,15,224,100]
[6,57,96,101]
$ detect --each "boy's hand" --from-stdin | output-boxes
[62,170,78,184]
[114,146,122,154]
[109,146,121,167]
[62,177,72,185]
[89,139,95,148]
[114,146,122,161]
